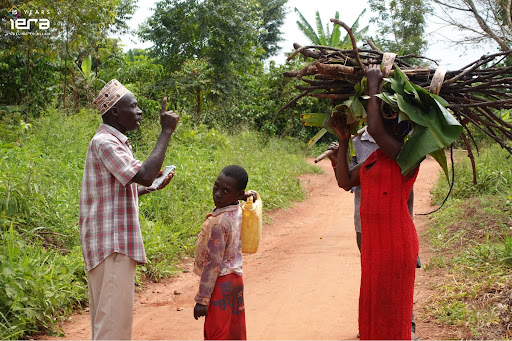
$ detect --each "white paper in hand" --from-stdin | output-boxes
[147,165,176,192]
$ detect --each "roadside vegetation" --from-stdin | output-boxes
[2,0,512,339]
[423,144,512,339]
[0,109,322,339]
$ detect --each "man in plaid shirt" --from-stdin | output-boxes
[80,79,179,340]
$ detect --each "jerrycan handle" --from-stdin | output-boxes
[245,195,253,207]
[244,191,257,207]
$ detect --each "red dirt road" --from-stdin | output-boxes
[41,156,441,340]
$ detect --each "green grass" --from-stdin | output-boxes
[0,225,87,340]
[423,145,512,339]
[431,145,512,201]
[0,109,321,338]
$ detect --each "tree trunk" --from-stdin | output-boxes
[25,47,31,122]
[64,25,69,112]
[196,86,201,123]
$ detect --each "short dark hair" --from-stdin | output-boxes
[221,165,248,191]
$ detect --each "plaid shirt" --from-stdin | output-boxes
[79,123,145,271]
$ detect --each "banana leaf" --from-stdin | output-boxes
[343,95,367,122]
[300,112,336,133]
[300,112,337,146]
[81,55,92,79]
[390,68,462,178]
[307,128,328,147]
[300,113,329,127]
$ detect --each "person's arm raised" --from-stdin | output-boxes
[329,114,361,190]
[132,98,179,187]
[365,65,402,161]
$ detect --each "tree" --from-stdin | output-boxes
[368,0,431,55]
[0,0,136,117]
[257,0,289,58]
[170,58,214,123]
[294,8,369,48]
[139,0,288,93]
[431,0,512,52]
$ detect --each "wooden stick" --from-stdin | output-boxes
[314,149,336,163]
[330,18,365,71]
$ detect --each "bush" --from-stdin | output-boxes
[0,108,321,337]
[424,144,512,339]
[431,145,512,202]
[0,226,87,339]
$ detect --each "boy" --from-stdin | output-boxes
[193,165,255,340]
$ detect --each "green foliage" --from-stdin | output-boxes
[368,0,431,56]
[169,58,214,123]
[255,0,289,58]
[381,67,462,177]
[432,145,512,201]
[423,145,512,339]
[139,0,277,93]
[0,225,87,340]
[0,0,136,116]
[294,8,368,48]
[0,108,320,337]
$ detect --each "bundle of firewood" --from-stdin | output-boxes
[281,19,512,181]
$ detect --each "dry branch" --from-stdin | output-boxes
[277,19,512,172]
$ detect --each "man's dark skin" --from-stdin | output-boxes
[102,93,179,195]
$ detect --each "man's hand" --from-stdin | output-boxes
[156,169,175,190]
[329,113,351,141]
[194,303,208,320]
[160,97,179,134]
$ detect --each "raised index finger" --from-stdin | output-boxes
[161,97,168,115]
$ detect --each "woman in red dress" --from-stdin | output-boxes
[330,65,420,340]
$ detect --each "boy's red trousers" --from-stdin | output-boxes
[204,273,246,340]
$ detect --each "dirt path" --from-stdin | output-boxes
[41,156,442,340]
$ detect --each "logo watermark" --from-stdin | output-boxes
[6,4,52,36]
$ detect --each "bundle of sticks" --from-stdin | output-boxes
[281,19,512,182]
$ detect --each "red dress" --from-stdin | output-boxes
[358,149,419,340]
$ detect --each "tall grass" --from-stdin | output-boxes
[424,145,512,339]
[0,225,87,340]
[431,145,512,201]
[0,109,321,338]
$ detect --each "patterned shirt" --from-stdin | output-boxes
[194,204,243,305]
[79,123,144,271]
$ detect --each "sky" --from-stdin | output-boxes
[118,0,494,70]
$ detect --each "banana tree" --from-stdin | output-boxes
[295,9,369,145]
[294,8,368,48]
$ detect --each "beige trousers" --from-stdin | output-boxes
[87,252,136,340]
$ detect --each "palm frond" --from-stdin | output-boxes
[315,11,327,45]
[330,11,341,47]
[294,7,321,45]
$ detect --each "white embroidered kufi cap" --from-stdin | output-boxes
[92,79,129,115]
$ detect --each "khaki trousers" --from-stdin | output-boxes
[87,252,136,340]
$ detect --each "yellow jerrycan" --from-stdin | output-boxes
[241,191,262,253]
